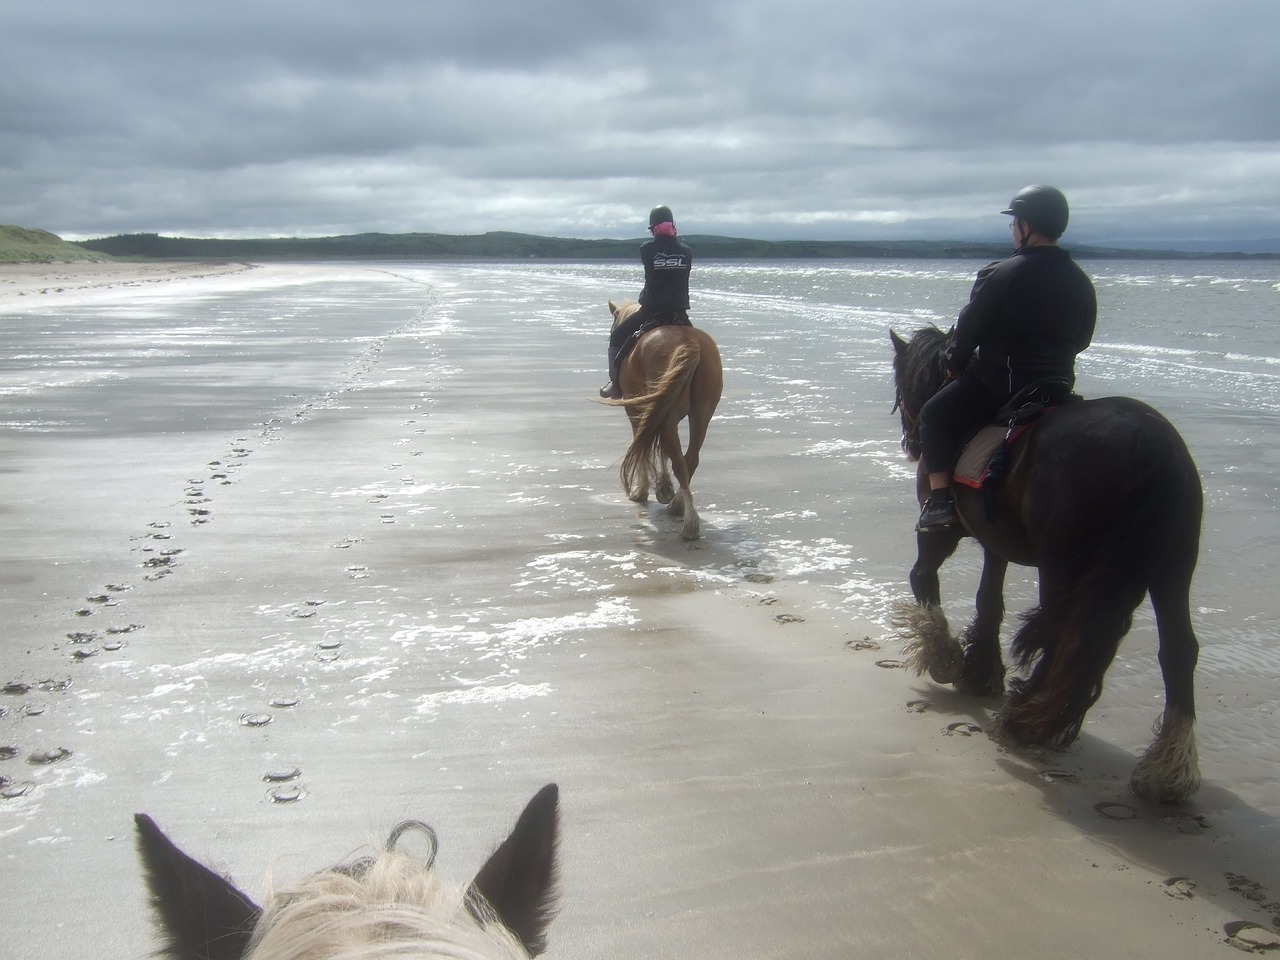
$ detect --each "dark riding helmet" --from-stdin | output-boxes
[1002,185,1069,239]
[649,204,675,228]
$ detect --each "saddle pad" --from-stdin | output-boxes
[953,423,1029,489]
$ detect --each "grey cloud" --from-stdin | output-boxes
[3,0,1279,244]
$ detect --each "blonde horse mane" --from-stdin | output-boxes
[247,849,530,960]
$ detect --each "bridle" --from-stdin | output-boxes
[891,387,922,461]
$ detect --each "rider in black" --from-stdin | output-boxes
[599,204,693,400]
[915,185,1098,531]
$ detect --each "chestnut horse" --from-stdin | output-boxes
[135,784,560,960]
[603,301,722,540]
[891,326,1203,803]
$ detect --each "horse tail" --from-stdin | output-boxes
[618,342,701,496]
[1000,413,1202,748]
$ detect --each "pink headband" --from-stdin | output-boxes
[651,221,677,237]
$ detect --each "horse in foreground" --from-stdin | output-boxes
[603,301,723,540]
[135,783,560,960]
[891,327,1203,803]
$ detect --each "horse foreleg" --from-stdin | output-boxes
[1131,575,1201,803]
[897,527,965,683]
[624,413,651,502]
[956,551,1008,696]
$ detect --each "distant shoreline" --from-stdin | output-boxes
[71,230,1280,262]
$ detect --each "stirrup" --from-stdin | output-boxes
[599,380,622,400]
[916,496,959,532]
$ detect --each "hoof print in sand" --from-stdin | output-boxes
[773,613,804,624]
[1162,876,1196,900]
[28,747,71,765]
[944,722,981,737]
[1223,921,1280,953]
[1094,801,1138,821]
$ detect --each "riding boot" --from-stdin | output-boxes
[599,380,622,400]
[916,490,959,531]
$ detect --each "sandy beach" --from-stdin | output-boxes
[1,259,1277,960]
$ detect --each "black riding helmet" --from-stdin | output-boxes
[649,204,675,228]
[1002,185,1069,239]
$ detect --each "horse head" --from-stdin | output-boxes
[607,299,638,333]
[889,326,951,462]
[135,783,561,960]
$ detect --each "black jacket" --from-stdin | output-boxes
[638,235,692,310]
[947,245,1097,397]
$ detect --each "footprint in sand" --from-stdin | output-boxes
[773,613,804,624]
[875,658,905,669]
[0,746,19,760]
[1162,876,1196,899]
[239,713,272,728]
[845,637,880,652]
[743,572,774,584]
[1039,769,1079,785]
[944,722,982,736]
[905,700,931,713]
[268,784,306,804]
[264,767,301,783]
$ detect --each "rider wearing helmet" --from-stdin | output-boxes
[599,204,694,399]
[915,185,1098,530]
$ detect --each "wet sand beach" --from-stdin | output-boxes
[1,260,1277,959]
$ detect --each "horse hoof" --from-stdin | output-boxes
[927,651,963,685]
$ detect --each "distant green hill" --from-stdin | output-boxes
[74,230,1023,261]
[0,225,109,264]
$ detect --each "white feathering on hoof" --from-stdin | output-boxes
[1130,711,1201,804]
[891,600,963,684]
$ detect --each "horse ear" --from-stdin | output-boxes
[467,783,560,957]
[134,814,261,960]
[608,300,619,317]
[890,329,908,355]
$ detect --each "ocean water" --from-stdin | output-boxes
[2,257,1277,715]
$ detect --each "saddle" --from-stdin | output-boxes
[616,309,692,369]
[953,378,1080,522]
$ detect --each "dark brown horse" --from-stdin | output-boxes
[890,326,1203,803]
[603,301,723,540]
[135,784,560,960]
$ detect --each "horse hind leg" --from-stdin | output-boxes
[1131,571,1201,803]
[997,570,1145,748]
[657,419,701,539]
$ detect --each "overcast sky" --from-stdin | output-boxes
[4,1,1278,246]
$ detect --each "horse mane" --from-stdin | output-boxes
[892,326,950,409]
[247,847,530,960]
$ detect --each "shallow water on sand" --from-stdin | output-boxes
[3,258,1277,682]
